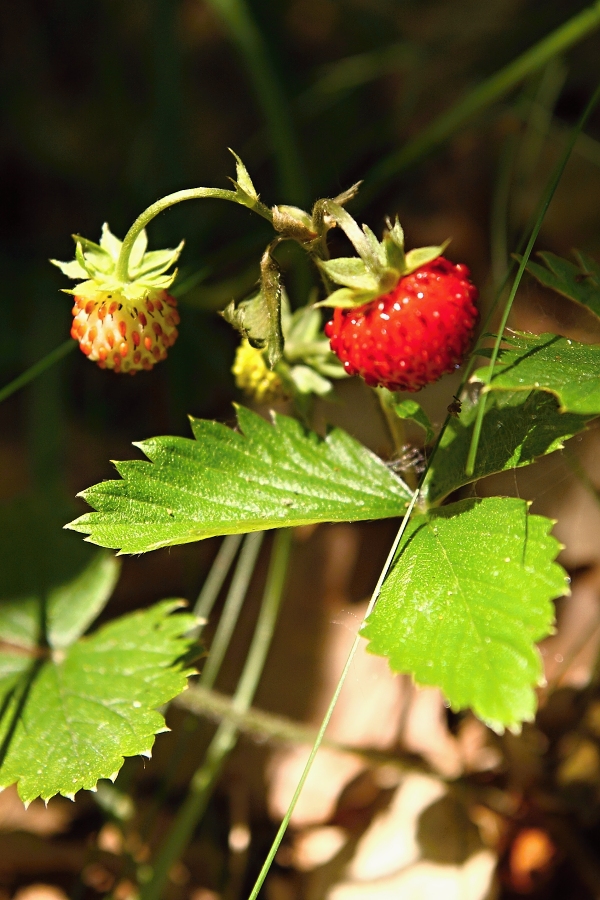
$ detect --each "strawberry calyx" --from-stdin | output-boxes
[52,224,183,373]
[51,223,184,301]
[316,208,448,309]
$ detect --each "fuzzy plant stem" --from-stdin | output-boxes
[192,534,244,637]
[0,339,75,406]
[376,387,417,490]
[141,529,292,900]
[360,0,600,204]
[465,80,600,476]
[245,489,420,900]
[115,187,274,283]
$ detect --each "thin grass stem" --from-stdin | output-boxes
[360,1,600,203]
[0,340,75,406]
[245,490,420,900]
[466,81,600,476]
[192,534,244,638]
[141,529,292,900]
[200,532,264,690]
[204,0,307,206]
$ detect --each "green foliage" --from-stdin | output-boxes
[424,390,590,504]
[0,494,120,650]
[524,251,600,321]
[362,497,568,732]
[474,332,600,414]
[66,406,411,554]
[392,398,434,444]
[0,600,195,804]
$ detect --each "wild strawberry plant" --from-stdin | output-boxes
[1,111,600,893]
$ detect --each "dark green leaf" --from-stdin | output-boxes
[525,251,600,321]
[424,389,590,504]
[0,601,195,803]
[66,406,411,554]
[362,497,568,732]
[474,332,600,414]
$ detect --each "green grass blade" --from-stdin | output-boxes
[360,1,600,203]
[466,81,600,476]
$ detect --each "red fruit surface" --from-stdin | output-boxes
[70,289,180,374]
[324,257,478,392]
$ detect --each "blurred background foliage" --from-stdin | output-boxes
[3,1,600,898]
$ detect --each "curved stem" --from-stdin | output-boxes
[141,529,292,900]
[115,187,273,283]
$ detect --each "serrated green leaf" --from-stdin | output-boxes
[525,251,600,321]
[0,600,195,803]
[474,332,600,415]
[393,399,434,444]
[362,497,568,732]
[66,406,411,554]
[318,258,380,290]
[424,389,590,504]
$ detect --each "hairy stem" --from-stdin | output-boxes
[141,529,292,900]
[199,532,264,689]
[115,187,273,283]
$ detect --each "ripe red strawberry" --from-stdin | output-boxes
[324,257,478,392]
[52,223,183,374]
[70,289,180,373]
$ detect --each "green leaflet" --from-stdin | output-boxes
[66,406,412,554]
[0,601,195,803]
[424,389,590,504]
[473,332,600,414]
[362,497,568,732]
[525,250,600,322]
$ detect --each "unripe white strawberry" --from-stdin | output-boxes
[70,289,180,373]
[52,223,183,374]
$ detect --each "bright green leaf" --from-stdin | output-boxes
[0,600,195,803]
[524,251,600,322]
[362,497,568,732]
[393,399,434,444]
[474,332,600,414]
[66,406,411,554]
[424,389,590,504]
[0,494,120,649]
